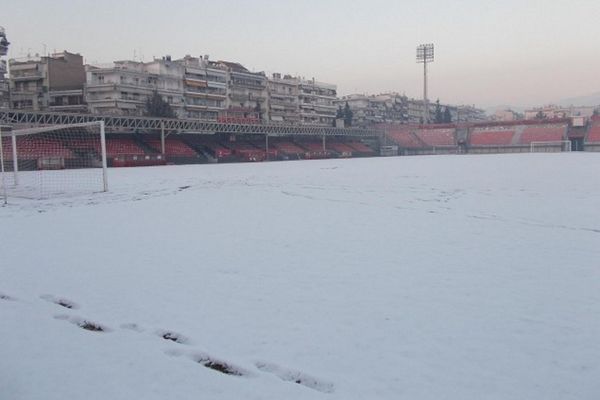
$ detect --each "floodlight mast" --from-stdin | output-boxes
[417,43,434,124]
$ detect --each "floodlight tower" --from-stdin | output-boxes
[0,27,9,110]
[416,43,434,124]
[0,27,9,56]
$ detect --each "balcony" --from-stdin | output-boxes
[11,73,44,81]
[229,93,266,103]
[49,104,88,112]
[10,90,43,99]
[185,103,223,112]
[184,86,226,97]
[230,79,266,90]
[270,96,297,104]
[184,77,208,87]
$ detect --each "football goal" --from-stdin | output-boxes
[0,121,108,203]
[530,140,572,153]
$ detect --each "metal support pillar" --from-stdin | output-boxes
[0,127,7,205]
[11,129,18,185]
[160,121,165,156]
[265,134,269,161]
[100,121,108,192]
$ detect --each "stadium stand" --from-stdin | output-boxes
[297,139,331,159]
[518,124,567,145]
[2,137,73,159]
[226,141,266,161]
[347,141,375,155]
[271,139,306,158]
[586,118,600,143]
[327,141,355,156]
[385,126,424,149]
[415,128,456,146]
[7,117,595,169]
[145,138,198,157]
[184,135,233,159]
[104,138,146,156]
[470,129,516,146]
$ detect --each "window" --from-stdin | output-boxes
[97,75,105,83]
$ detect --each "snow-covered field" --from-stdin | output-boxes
[1,153,599,400]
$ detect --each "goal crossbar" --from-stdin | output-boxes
[5,121,105,137]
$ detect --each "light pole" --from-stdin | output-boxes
[416,43,434,124]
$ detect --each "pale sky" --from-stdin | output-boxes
[4,0,600,107]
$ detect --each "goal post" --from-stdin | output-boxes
[530,140,572,153]
[0,125,9,205]
[0,121,108,201]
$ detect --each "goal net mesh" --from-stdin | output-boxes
[530,140,572,153]
[1,123,107,200]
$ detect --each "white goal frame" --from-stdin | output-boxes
[530,140,571,153]
[1,121,108,204]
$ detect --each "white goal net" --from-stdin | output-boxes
[530,140,572,153]
[0,121,108,203]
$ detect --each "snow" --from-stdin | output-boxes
[1,153,599,400]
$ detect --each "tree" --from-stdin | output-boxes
[145,90,176,118]
[535,110,546,120]
[344,102,353,127]
[434,99,443,124]
[254,100,262,122]
[443,107,452,123]
[334,105,344,127]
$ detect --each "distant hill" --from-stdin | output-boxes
[484,93,600,115]
[557,92,600,107]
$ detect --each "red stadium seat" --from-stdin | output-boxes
[518,125,566,145]
[470,129,515,146]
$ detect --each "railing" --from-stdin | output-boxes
[11,73,44,80]
[184,87,226,97]
[0,109,383,137]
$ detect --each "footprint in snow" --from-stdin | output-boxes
[54,314,109,333]
[0,292,16,301]
[40,294,79,309]
[156,330,191,345]
[167,349,250,377]
[192,353,249,376]
[255,361,335,393]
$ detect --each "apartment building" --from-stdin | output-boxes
[9,51,86,112]
[493,109,519,122]
[267,73,300,124]
[215,61,268,123]
[0,27,9,109]
[298,78,337,126]
[524,104,597,120]
[337,93,409,127]
[339,93,486,126]
[174,55,228,120]
[406,99,486,124]
[85,56,184,117]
